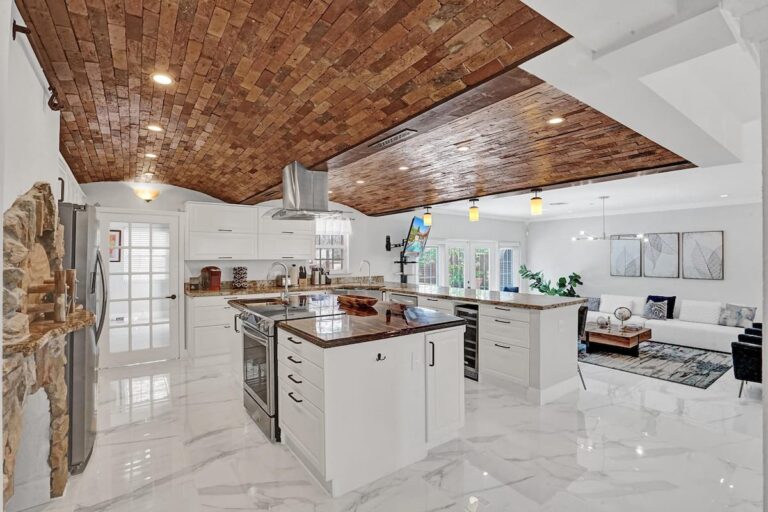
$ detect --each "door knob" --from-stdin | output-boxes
[165,294,177,300]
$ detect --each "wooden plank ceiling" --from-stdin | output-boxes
[16,0,573,207]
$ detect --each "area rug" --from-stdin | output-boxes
[578,341,732,389]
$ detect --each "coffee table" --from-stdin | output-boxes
[584,323,652,357]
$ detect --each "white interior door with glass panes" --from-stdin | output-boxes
[499,244,520,292]
[446,242,468,288]
[469,242,495,291]
[99,212,181,367]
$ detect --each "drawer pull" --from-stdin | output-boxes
[224,325,231,329]
[426,298,438,302]
[288,336,301,345]
[281,231,294,234]
[287,374,302,384]
[218,256,233,259]
[288,391,303,403]
[287,355,302,364]
[217,229,233,232]
[494,319,511,324]
[429,341,435,367]
[494,343,511,349]
[494,306,511,312]
[283,256,294,259]
[376,353,386,362]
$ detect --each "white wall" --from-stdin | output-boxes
[2,4,71,210]
[81,181,221,211]
[527,203,762,308]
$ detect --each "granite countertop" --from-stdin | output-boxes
[380,283,587,310]
[4,309,96,357]
[278,302,465,349]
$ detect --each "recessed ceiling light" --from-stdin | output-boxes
[147,124,163,132]
[457,146,469,151]
[547,117,565,125]
[398,166,409,171]
[328,190,333,194]
[356,180,365,184]
[144,153,158,159]
[151,72,173,85]
[720,194,729,198]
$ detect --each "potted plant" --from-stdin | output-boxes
[518,265,583,297]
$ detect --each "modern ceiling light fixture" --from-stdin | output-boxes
[147,124,163,132]
[468,199,479,222]
[530,188,543,216]
[572,196,611,241]
[134,187,160,203]
[423,207,432,226]
[151,72,173,85]
[547,117,565,125]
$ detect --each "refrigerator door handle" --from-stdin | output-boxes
[94,249,108,343]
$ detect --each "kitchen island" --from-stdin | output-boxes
[276,303,465,497]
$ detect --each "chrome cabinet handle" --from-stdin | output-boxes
[494,343,510,349]
[218,256,233,259]
[288,336,301,345]
[288,392,303,403]
[218,229,233,232]
[287,355,302,364]
[288,374,302,384]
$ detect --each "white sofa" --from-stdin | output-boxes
[586,295,754,353]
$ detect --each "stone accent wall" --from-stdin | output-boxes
[3,182,69,506]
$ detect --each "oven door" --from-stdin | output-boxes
[242,323,274,416]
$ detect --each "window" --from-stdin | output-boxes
[499,247,516,291]
[418,246,439,285]
[473,247,491,290]
[447,247,465,288]
[315,235,347,273]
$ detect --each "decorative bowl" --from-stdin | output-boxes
[336,294,378,308]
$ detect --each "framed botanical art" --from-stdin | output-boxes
[682,231,723,280]
[108,229,122,263]
[643,233,679,278]
[610,235,642,277]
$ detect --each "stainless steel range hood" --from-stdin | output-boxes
[270,161,343,220]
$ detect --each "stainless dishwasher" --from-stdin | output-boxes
[455,304,479,381]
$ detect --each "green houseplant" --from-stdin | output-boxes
[518,265,583,297]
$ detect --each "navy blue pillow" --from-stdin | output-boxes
[503,286,519,293]
[647,295,676,319]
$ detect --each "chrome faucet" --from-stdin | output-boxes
[268,261,289,302]
[359,259,372,284]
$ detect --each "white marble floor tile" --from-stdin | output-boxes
[24,356,762,512]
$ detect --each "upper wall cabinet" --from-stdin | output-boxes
[257,207,315,261]
[257,207,315,235]
[187,203,258,234]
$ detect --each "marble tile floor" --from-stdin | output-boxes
[27,355,762,512]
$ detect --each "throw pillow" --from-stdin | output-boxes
[718,304,757,328]
[644,300,668,321]
[586,297,600,312]
[647,295,676,319]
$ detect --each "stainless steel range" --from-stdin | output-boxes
[236,294,344,441]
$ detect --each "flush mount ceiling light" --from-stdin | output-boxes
[457,146,469,152]
[147,124,163,132]
[547,117,565,125]
[134,187,160,203]
[398,165,409,171]
[468,199,479,222]
[423,207,432,226]
[530,188,543,216]
[151,72,173,85]
[144,153,158,159]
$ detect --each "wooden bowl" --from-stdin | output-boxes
[339,304,378,317]
[336,294,378,308]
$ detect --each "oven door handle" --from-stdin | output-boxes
[242,323,269,346]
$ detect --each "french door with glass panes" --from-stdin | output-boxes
[98,212,181,367]
[445,241,496,291]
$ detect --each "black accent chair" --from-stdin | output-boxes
[732,331,762,398]
[576,305,588,390]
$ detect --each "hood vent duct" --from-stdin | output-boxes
[270,161,343,220]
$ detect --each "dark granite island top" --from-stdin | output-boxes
[278,302,466,349]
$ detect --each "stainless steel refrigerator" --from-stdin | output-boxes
[58,202,107,474]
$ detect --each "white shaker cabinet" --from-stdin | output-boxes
[426,328,465,447]
[187,203,258,234]
[185,202,259,260]
[257,207,315,261]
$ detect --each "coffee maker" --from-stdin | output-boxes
[200,266,222,291]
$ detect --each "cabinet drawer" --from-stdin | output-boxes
[479,304,529,323]
[278,361,324,411]
[187,232,257,260]
[258,233,314,261]
[258,208,315,235]
[419,297,454,312]
[192,324,234,357]
[194,305,238,327]
[479,316,529,348]
[479,339,529,385]
[278,345,324,390]
[187,203,257,233]
[277,329,324,367]
[278,384,325,472]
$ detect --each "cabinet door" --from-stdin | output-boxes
[187,232,258,260]
[426,329,465,445]
[258,207,315,235]
[192,324,234,357]
[187,203,257,233]
[258,233,314,261]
